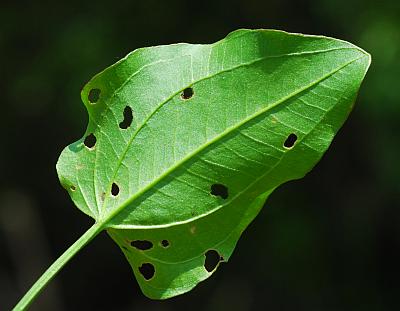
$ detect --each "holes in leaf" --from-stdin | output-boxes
[210,184,229,199]
[84,133,96,149]
[88,88,101,104]
[119,106,133,129]
[131,240,153,250]
[111,183,119,196]
[161,240,170,248]
[204,250,223,272]
[284,133,298,149]
[139,263,155,280]
[181,87,194,100]
[70,185,76,191]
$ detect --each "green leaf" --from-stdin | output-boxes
[56,29,370,299]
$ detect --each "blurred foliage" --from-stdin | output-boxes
[0,0,399,310]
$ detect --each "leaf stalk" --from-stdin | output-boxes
[13,222,103,311]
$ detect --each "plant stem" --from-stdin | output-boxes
[13,222,103,311]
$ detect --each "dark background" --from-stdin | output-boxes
[1,0,399,310]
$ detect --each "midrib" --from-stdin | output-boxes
[97,52,366,226]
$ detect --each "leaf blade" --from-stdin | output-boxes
[56,29,370,299]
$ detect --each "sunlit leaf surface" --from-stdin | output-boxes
[57,29,370,299]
